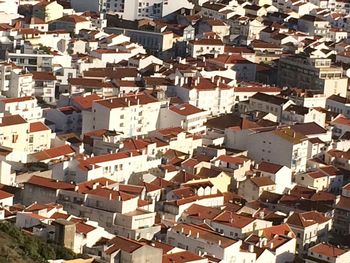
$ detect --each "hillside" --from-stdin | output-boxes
[0,221,77,263]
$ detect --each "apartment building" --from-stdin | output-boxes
[278,55,348,97]
[158,103,209,134]
[188,38,225,58]
[71,0,193,21]
[247,127,309,172]
[167,223,256,262]
[57,178,161,240]
[0,62,34,98]
[0,96,43,122]
[175,77,235,116]
[84,93,163,136]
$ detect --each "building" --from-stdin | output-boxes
[286,211,332,255]
[247,126,309,172]
[84,93,163,136]
[278,55,348,97]
[306,243,350,263]
[159,103,209,134]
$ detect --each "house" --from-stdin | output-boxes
[295,166,343,193]
[208,54,256,82]
[0,96,43,122]
[188,38,224,58]
[334,183,350,235]
[57,178,161,240]
[175,77,235,116]
[281,104,326,127]
[256,161,292,194]
[167,223,256,262]
[278,55,348,98]
[298,15,330,37]
[286,211,332,255]
[0,190,13,207]
[32,1,64,23]
[306,243,350,263]
[238,176,276,201]
[101,236,162,263]
[210,210,273,239]
[248,92,294,121]
[22,175,75,205]
[32,71,57,104]
[159,103,209,134]
[45,106,82,134]
[326,94,350,118]
[49,15,92,34]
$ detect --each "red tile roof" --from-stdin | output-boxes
[31,145,75,161]
[0,115,27,127]
[310,243,347,257]
[71,93,101,110]
[26,175,75,191]
[0,190,13,200]
[29,122,50,133]
[0,96,34,104]
[170,103,205,116]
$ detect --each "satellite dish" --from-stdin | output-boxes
[346,68,350,78]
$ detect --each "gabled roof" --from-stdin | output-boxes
[258,162,284,174]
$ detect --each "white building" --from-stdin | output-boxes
[159,103,209,134]
[84,93,163,136]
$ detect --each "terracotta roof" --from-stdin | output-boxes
[189,38,224,46]
[291,122,327,136]
[29,122,50,133]
[0,96,34,104]
[213,210,255,228]
[261,223,296,239]
[69,78,113,88]
[286,211,330,228]
[169,103,205,116]
[72,93,101,110]
[251,92,288,105]
[0,190,13,200]
[105,236,144,254]
[56,15,88,23]
[26,175,75,191]
[32,71,56,81]
[163,251,205,263]
[0,115,27,127]
[309,243,347,257]
[184,204,221,221]
[258,162,283,174]
[216,155,249,165]
[250,177,275,187]
[172,223,236,248]
[31,145,75,161]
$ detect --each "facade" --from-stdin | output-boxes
[278,55,348,97]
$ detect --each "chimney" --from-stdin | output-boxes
[181,227,184,233]
[269,242,274,249]
[109,193,112,200]
[248,244,254,253]
[218,240,221,246]
[196,232,199,239]
[188,230,191,236]
[128,100,131,107]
